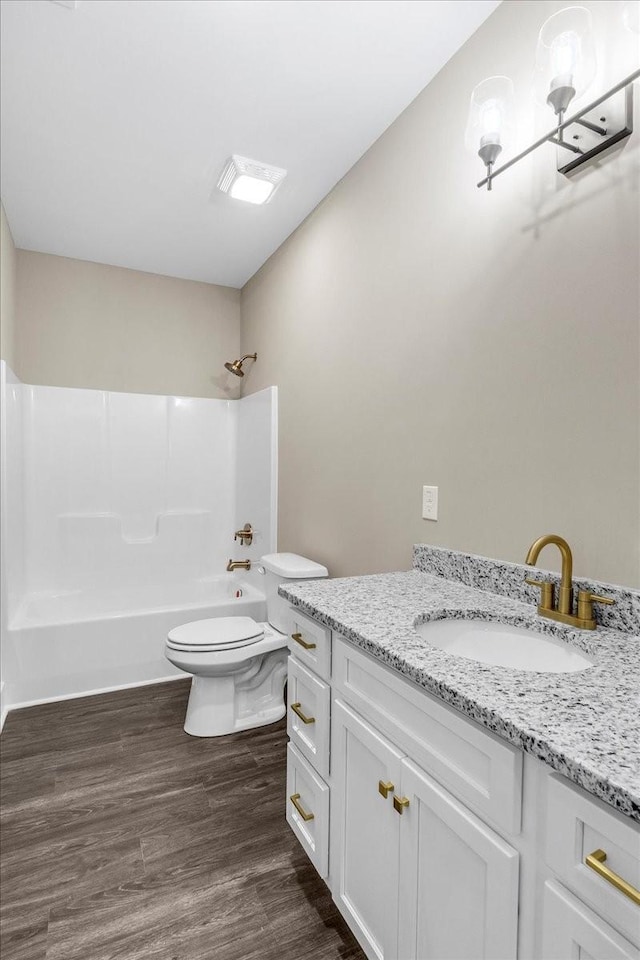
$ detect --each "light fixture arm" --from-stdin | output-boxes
[477,68,639,190]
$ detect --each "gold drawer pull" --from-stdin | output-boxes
[291,702,315,724]
[290,793,315,822]
[393,796,410,815]
[292,632,316,650]
[585,849,640,906]
[379,780,395,799]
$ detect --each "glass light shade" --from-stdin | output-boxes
[465,76,515,163]
[535,6,597,110]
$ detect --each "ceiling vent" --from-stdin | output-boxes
[216,155,287,205]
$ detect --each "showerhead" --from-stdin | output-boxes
[224,359,244,377]
[224,353,257,377]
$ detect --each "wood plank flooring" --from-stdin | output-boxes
[0,680,365,960]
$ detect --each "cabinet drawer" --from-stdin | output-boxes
[541,879,639,959]
[287,657,330,778]
[288,608,332,682]
[333,636,522,834]
[286,742,330,878]
[545,774,640,945]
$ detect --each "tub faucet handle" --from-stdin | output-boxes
[234,523,253,546]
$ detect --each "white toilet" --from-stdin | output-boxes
[165,553,328,737]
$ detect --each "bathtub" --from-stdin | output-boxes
[3,577,266,710]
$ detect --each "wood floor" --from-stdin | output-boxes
[0,679,365,960]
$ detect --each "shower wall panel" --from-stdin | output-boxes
[20,386,238,604]
[234,386,278,591]
[0,362,24,620]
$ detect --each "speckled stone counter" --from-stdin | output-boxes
[280,549,640,823]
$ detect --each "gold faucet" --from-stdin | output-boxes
[525,534,613,630]
[226,559,251,572]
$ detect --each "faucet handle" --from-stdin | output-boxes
[234,523,253,545]
[577,590,614,623]
[525,578,555,611]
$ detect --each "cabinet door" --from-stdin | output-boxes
[541,879,640,960]
[331,699,405,960]
[397,758,519,960]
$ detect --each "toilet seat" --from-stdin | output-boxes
[167,616,264,653]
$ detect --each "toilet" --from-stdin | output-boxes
[165,553,328,737]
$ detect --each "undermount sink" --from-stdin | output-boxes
[415,618,596,673]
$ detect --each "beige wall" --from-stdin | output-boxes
[16,252,242,399]
[0,203,18,372]
[242,0,640,587]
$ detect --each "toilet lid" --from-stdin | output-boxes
[167,616,264,650]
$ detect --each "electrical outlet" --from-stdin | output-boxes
[422,486,438,521]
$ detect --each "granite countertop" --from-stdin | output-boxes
[280,563,640,823]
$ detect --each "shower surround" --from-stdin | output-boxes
[0,360,277,721]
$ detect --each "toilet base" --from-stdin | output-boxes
[183,648,288,737]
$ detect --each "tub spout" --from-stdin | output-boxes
[226,559,251,572]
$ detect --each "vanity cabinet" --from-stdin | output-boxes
[285,608,640,960]
[331,697,519,960]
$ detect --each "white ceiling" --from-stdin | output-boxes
[1,0,499,288]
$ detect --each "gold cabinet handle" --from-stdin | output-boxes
[291,702,315,724]
[393,796,410,815]
[585,849,640,906]
[290,793,315,822]
[291,632,316,650]
[378,780,395,799]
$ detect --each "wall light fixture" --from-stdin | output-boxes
[469,5,639,191]
[465,76,515,190]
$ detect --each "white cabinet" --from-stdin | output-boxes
[541,880,639,960]
[331,699,404,959]
[331,698,519,960]
[285,615,333,888]
[398,757,519,960]
[332,635,522,834]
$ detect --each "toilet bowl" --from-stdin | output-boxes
[165,553,328,737]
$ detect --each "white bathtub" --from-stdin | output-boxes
[3,577,266,710]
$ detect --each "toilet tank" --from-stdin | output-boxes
[260,553,329,634]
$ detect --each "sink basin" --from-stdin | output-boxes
[415,619,595,673]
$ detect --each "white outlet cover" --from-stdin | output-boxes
[422,485,438,521]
